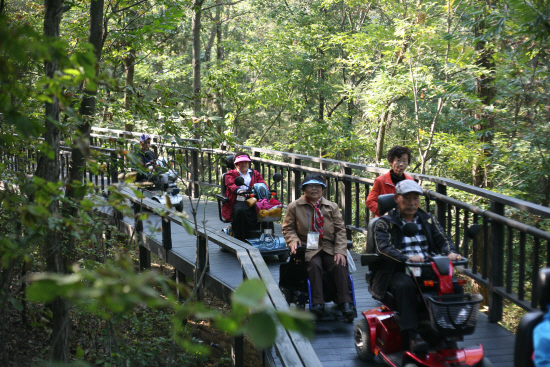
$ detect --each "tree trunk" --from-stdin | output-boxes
[192,0,204,130]
[472,1,496,188]
[67,0,104,197]
[124,48,136,109]
[37,0,70,362]
[214,4,224,133]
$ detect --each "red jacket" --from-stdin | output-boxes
[222,169,267,221]
[366,171,414,217]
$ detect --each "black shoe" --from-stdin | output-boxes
[340,302,355,318]
[409,335,429,354]
[310,304,325,318]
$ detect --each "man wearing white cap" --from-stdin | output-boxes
[368,180,461,354]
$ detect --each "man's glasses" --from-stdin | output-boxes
[306,184,324,190]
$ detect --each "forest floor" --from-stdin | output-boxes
[5,258,262,367]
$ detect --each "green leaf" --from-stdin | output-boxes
[231,279,266,310]
[75,345,85,359]
[244,312,277,348]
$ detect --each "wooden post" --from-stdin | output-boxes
[291,157,302,201]
[139,245,151,271]
[134,199,143,233]
[176,270,187,302]
[162,216,172,250]
[195,235,209,301]
[191,149,200,198]
[488,201,504,323]
[231,335,244,367]
[340,167,353,241]
[435,183,447,231]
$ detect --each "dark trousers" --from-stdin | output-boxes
[307,250,352,306]
[387,270,465,332]
[232,201,257,240]
[387,272,420,332]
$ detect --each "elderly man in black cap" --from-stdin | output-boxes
[368,180,462,354]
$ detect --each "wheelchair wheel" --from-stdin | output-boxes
[278,252,289,262]
[354,318,375,361]
[174,201,184,212]
[475,358,493,367]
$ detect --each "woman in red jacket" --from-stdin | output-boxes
[222,152,267,240]
[366,146,414,217]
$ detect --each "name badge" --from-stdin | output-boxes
[236,196,245,201]
[307,231,320,250]
[408,267,422,277]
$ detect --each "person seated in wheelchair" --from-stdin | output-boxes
[369,180,462,354]
[282,174,354,318]
[221,152,268,241]
[134,133,157,182]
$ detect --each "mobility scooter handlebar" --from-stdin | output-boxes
[404,257,468,268]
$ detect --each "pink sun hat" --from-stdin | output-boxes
[234,155,252,164]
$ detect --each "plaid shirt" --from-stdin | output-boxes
[400,214,429,259]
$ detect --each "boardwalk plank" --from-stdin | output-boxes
[116,193,517,366]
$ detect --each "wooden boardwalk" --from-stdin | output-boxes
[124,195,516,366]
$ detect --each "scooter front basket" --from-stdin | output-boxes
[427,293,483,337]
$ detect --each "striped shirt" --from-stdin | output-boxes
[400,214,429,259]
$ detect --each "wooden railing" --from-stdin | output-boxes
[0,138,322,367]
[87,128,550,323]
[3,127,550,325]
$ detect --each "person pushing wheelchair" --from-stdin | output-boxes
[282,174,354,318]
[368,180,462,354]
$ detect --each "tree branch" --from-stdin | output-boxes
[258,109,284,146]
[203,0,244,11]
[112,0,147,14]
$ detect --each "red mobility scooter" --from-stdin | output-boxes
[354,194,491,367]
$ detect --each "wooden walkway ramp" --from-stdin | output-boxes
[110,192,516,366]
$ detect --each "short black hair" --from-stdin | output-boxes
[301,174,326,191]
[387,146,411,164]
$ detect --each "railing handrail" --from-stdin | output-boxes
[90,127,550,218]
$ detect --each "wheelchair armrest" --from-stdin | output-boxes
[216,194,229,204]
[361,253,379,266]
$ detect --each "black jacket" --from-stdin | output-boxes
[368,208,457,300]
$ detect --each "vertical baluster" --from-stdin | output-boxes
[200,150,205,184]
[185,150,189,183]
[506,227,513,293]
[278,167,284,205]
[454,207,460,246]
[424,195,430,213]
[447,205,452,236]
[365,185,370,226]
[472,214,479,274]
[518,232,526,300]
[326,177,331,202]
[267,164,271,187]
[547,239,550,267]
[208,152,212,184]
[482,217,489,279]
[215,154,219,186]
[335,177,339,205]
[532,237,541,308]
[286,167,291,204]
[355,182,359,228]
[462,211,469,265]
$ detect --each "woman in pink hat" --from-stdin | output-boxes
[222,152,268,240]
